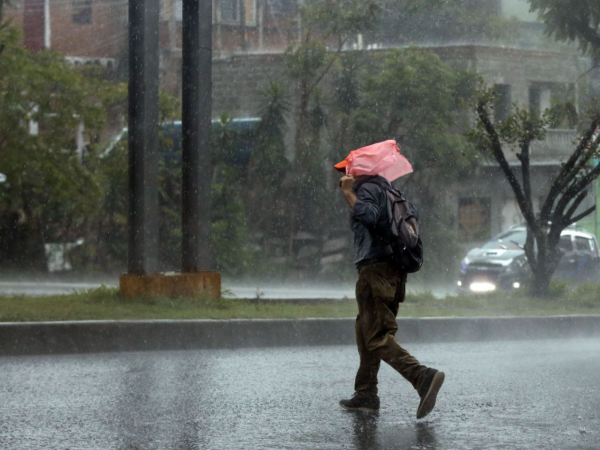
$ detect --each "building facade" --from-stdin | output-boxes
[204,45,598,249]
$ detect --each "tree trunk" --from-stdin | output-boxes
[529,236,561,297]
[294,79,310,162]
[288,55,310,259]
[530,264,552,297]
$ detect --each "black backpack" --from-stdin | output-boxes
[367,179,424,273]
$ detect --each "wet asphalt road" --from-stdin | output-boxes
[0,339,599,449]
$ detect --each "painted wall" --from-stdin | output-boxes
[501,0,539,22]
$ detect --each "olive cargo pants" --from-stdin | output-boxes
[354,262,430,398]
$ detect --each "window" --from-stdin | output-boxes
[494,84,511,123]
[215,0,256,25]
[72,0,92,24]
[529,85,549,119]
[575,236,594,255]
[529,82,575,122]
[458,198,491,240]
[559,235,573,252]
[220,0,239,22]
[175,0,182,21]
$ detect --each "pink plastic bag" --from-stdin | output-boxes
[334,140,413,182]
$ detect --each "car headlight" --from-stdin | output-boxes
[470,282,496,292]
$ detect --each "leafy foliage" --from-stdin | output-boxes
[0,28,120,269]
[98,113,256,276]
[530,0,600,61]
[247,82,290,240]
[352,49,477,174]
[301,0,381,41]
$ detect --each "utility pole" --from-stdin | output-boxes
[121,0,220,299]
[181,0,213,272]
[127,0,160,275]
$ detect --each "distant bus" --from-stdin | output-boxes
[105,117,261,166]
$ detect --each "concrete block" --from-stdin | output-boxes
[0,320,232,356]
[414,317,485,343]
[119,272,221,299]
[395,319,420,343]
[230,319,356,348]
[291,319,355,347]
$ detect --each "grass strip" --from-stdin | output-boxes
[1,283,600,322]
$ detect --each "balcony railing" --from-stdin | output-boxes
[500,129,580,165]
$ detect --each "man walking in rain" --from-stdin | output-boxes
[335,140,444,419]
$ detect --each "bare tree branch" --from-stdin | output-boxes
[576,63,600,82]
[517,141,533,215]
[541,119,599,221]
[568,205,596,226]
[476,100,537,227]
[564,190,588,223]
[306,37,349,96]
[554,162,600,221]
[555,128,600,192]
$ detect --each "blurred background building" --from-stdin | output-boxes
[3,0,599,276]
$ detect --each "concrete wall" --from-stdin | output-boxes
[501,0,539,22]
[201,45,590,121]
[435,46,589,111]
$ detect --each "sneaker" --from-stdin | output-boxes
[339,393,380,413]
[416,370,445,419]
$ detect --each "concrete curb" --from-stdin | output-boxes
[0,315,599,356]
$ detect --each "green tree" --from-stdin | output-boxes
[0,27,116,270]
[352,50,477,174]
[287,0,381,163]
[104,112,255,276]
[348,49,477,280]
[282,0,381,265]
[529,0,600,61]
[208,115,255,275]
[247,82,290,244]
[86,91,179,273]
[469,88,600,296]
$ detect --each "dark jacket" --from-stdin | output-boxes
[351,175,393,267]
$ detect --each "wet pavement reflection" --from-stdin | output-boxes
[346,412,438,450]
[0,339,599,449]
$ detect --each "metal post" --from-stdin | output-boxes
[128,0,160,275]
[182,0,213,272]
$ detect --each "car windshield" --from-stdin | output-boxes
[482,229,527,250]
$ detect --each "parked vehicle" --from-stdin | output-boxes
[458,225,600,292]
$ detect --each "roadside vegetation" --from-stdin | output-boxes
[1,283,600,322]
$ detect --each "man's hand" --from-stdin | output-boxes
[338,174,356,192]
[339,174,358,212]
